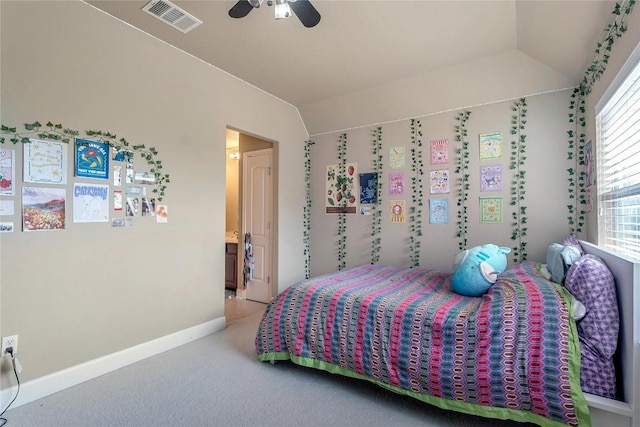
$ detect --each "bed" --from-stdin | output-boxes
[255,241,639,427]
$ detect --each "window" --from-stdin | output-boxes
[596,43,640,260]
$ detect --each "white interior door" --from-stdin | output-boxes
[243,149,273,303]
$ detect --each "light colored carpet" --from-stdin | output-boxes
[5,310,534,427]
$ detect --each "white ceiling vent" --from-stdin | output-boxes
[142,0,202,34]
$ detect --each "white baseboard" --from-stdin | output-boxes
[1,316,226,409]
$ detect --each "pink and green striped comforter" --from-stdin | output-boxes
[255,262,590,427]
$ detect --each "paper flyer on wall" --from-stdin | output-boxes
[430,139,449,165]
[114,190,123,211]
[24,139,68,184]
[126,196,140,217]
[389,146,405,169]
[479,132,503,161]
[480,197,503,223]
[0,148,16,195]
[75,138,110,180]
[141,198,155,216]
[429,169,449,194]
[0,222,14,233]
[22,187,66,231]
[480,165,502,192]
[156,204,168,223]
[389,172,404,195]
[73,183,109,223]
[390,200,405,223]
[429,198,449,224]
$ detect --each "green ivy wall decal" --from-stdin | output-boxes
[566,0,635,233]
[370,127,383,264]
[1,121,170,201]
[509,98,528,263]
[454,111,471,251]
[409,119,424,267]
[303,139,315,279]
[337,133,348,271]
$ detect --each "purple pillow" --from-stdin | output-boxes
[564,254,619,359]
[562,234,585,256]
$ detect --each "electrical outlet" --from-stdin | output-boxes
[1,335,18,356]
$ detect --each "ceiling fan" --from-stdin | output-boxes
[229,0,321,28]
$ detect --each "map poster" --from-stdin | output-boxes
[429,198,449,224]
[73,183,109,223]
[22,187,66,231]
[23,139,68,184]
[0,149,15,195]
[75,138,110,180]
[430,139,449,165]
[480,197,503,223]
[479,132,503,161]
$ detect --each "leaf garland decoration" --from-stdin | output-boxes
[454,111,471,251]
[303,139,315,279]
[409,119,423,267]
[1,121,170,201]
[370,127,383,264]
[337,133,348,271]
[509,98,528,263]
[566,0,635,233]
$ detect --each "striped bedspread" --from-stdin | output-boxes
[255,262,590,427]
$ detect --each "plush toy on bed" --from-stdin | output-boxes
[451,244,511,297]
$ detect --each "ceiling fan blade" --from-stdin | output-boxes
[229,0,254,18]
[289,0,321,28]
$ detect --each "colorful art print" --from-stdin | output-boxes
[480,165,502,192]
[389,146,405,169]
[23,139,68,184]
[584,139,594,187]
[75,138,110,180]
[114,190,123,211]
[480,197,503,223]
[22,187,66,231]
[390,200,405,223]
[429,198,449,224]
[141,198,156,216]
[0,222,14,233]
[389,172,405,196]
[125,186,145,195]
[112,218,134,228]
[0,149,16,195]
[359,172,378,205]
[125,164,134,184]
[326,163,358,214]
[126,196,140,217]
[479,132,503,161]
[113,166,122,187]
[73,183,109,223]
[0,200,14,216]
[112,147,133,163]
[430,139,449,165]
[135,171,155,185]
[156,204,168,223]
[429,169,450,194]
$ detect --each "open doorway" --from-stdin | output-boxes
[225,129,274,321]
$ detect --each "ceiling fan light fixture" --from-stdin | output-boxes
[274,1,292,19]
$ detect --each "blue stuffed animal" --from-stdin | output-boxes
[451,244,511,297]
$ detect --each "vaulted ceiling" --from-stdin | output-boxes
[87,0,618,130]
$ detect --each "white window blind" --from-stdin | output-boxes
[596,46,640,260]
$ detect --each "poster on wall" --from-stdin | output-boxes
[156,204,168,223]
[0,148,16,195]
[73,183,109,223]
[390,199,405,223]
[480,197,503,223]
[430,139,449,165]
[389,172,404,195]
[389,146,405,169]
[75,138,110,180]
[326,163,358,214]
[22,187,66,231]
[0,222,14,233]
[23,139,68,184]
[141,197,155,216]
[479,132,503,161]
[429,199,449,224]
[430,169,449,194]
[114,190,123,211]
[126,196,140,217]
[112,147,133,163]
[135,171,155,185]
[480,165,502,192]
[359,172,378,205]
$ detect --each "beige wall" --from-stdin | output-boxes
[225,148,239,233]
[309,90,575,276]
[0,0,307,386]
